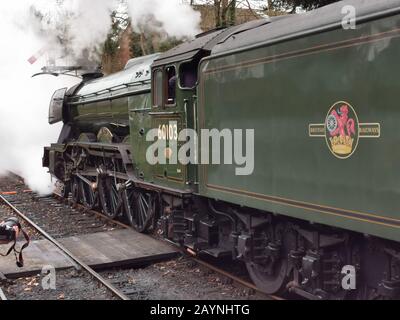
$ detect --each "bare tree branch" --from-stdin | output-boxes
[243,0,261,18]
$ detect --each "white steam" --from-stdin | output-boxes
[31,0,116,61]
[127,0,202,38]
[0,0,200,195]
[0,2,79,194]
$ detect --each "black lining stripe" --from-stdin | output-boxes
[207,184,400,228]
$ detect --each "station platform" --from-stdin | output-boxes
[0,229,179,278]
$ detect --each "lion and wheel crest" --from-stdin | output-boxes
[325,102,359,159]
[309,101,380,159]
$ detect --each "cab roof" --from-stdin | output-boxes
[152,28,231,68]
[212,0,400,55]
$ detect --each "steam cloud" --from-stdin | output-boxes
[127,0,202,38]
[0,0,201,194]
[31,0,116,62]
[0,2,79,194]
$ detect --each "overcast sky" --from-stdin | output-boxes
[186,1,305,14]
[186,0,267,11]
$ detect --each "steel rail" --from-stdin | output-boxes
[0,195,130,301]
[54,193,130,230]
[56,192,284,300]
[191,257,283,301]
[162,237,283,300]
[0,288,7,301]
[65,198,285,300]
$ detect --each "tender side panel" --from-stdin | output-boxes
[199,14,400,241]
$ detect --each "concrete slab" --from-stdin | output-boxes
[58,229,179,269]
[0,229,179,278]
[0,239,73,278]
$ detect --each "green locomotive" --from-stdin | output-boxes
[43,0,400,299]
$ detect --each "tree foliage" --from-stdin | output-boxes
[213,0,237,28]
[268,0,340,12]
[191,0,340,28]
[103,11,124,58]
[101,0,341,72]
[101,10,128,73]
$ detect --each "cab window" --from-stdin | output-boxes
[153,69,163,107]
[179,61,198,89]
[166,66,176,105]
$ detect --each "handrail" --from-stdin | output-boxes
[71,79,152,100]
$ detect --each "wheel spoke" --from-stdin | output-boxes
[122,187,157,233]
[71,178,80,205]
[142,195,149,212]
[122,188,136,227]
[79,180,96,209]
[98,176,119,219]
[139,196,147,225]
[111,186,118,211]
[138,197,145,226]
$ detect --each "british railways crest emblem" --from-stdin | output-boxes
[309,101,380,159]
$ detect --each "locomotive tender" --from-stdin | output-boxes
[43,0,400,299]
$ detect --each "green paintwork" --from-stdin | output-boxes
[198,14,400,241]
[129,93,153,179]
[132,62,197,192]
[67,54,159,135]
[44,8,400,244]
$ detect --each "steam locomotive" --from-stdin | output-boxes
[43,0,400,299]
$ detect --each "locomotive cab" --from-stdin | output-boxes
[133,28,242,193]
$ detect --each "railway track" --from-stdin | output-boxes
[0,194,129,300]
[56,193,281,300]
[0,175,281,300]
